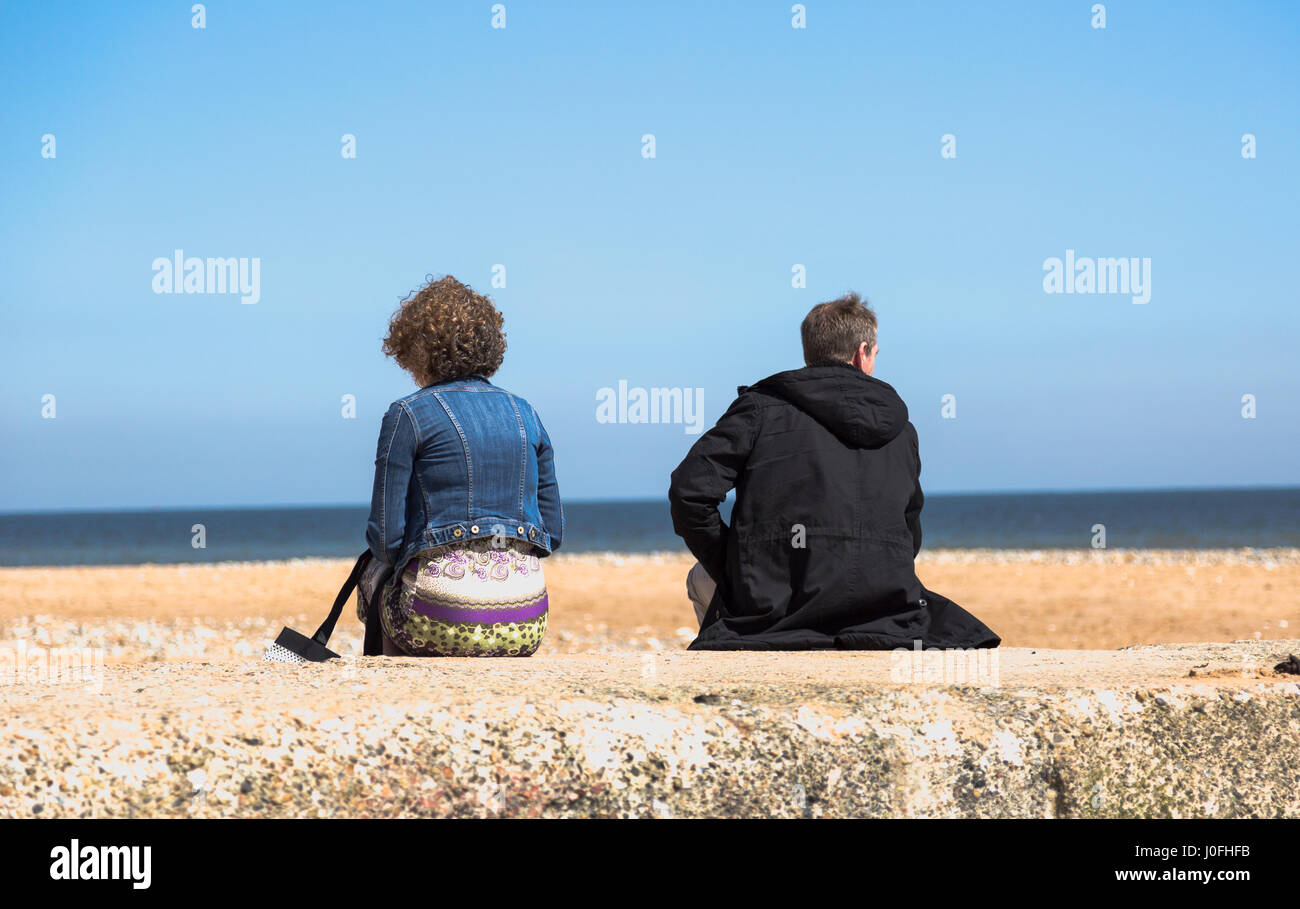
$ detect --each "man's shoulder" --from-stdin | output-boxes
[709,386,787,431]
[731,384,789,410]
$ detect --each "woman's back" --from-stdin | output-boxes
[366,376,563,572]
[358,275,563,657]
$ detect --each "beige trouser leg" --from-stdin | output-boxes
[686,561,718,627]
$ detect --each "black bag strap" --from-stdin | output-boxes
[312,550,373,648]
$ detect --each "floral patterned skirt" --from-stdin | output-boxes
[357,540,547,657]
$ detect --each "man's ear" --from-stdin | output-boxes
[851,341,869,368]
[848,340,876,375]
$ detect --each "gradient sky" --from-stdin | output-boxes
[2,1,1297,511]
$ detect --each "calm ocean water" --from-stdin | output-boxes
[0,488,1297,567]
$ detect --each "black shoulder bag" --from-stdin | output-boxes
[264,551,394,662]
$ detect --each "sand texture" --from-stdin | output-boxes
[1,549,1296,662]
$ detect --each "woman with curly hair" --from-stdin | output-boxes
[356,275,563,657]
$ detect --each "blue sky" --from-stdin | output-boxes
[2,0,1297,511]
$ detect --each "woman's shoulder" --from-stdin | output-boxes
[379,387,434,420]
[482,383,549,432]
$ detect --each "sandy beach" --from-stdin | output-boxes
[1,549,1296,663]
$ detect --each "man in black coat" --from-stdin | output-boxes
[668,293,1000,651]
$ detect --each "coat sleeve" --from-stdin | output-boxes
[668,393,760,582]
[365,401,418,567]
[534,408,564,553]
[904,423,924,557]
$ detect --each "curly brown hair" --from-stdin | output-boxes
[382,275,506,386]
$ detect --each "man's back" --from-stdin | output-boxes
[669,361,998,651]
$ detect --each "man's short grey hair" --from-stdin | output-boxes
[800,292,877,364]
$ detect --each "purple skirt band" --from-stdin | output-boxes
[409,594,549,626]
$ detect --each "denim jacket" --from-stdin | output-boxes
[365,376,564,575]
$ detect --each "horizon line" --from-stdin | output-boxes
[2,483,1298,517]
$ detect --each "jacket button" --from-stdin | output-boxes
[529,529,536,539]
[517,526,525,534]
[453,528,462,537]
[470,525,480,534]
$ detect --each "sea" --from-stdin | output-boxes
[0,487,1297,567]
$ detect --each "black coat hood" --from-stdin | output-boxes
[744,360,909,449]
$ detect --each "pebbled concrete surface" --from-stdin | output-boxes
[3,640,1299,818]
